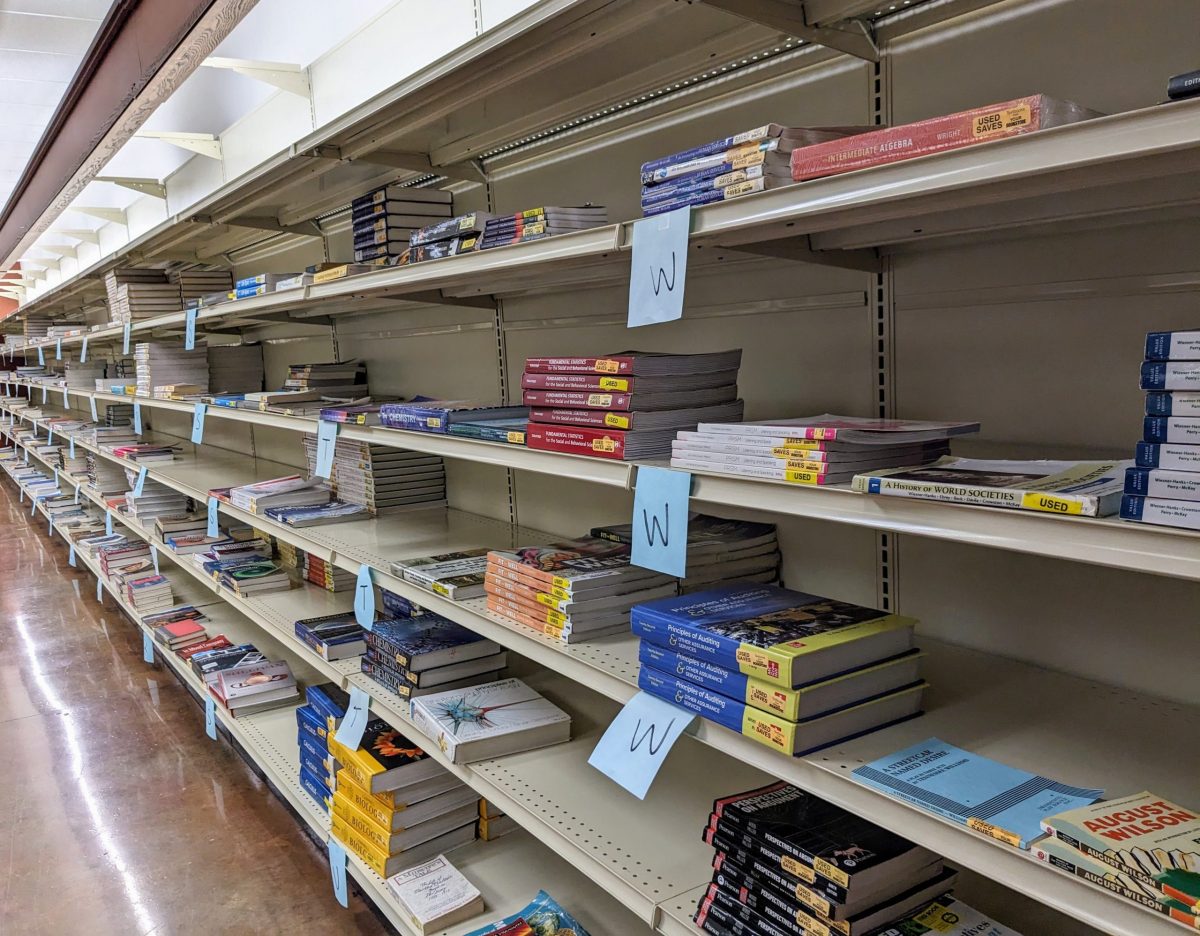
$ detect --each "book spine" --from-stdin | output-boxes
[640,126,774,174]
[713,861,836,936]
[639,642,751,706]
[641,164,766,201]
[708,816,849,902]
[642,181,765,217]
[714,851,838,924]
[1134,441,1200,470]
[1125,466,1200,500]
[1167,69,1200,100]
[1120,494,1200,530]
[855,475,1100,516]
[410,214,487,246]
[1145,330,1200,361]
[1141,360,1200,391]
[525,424,629,459]
[1146,391,1200,416]
[642,141,777,185]
[1144,415,1200,444]
[331,819,388,878]
[1031,844,1177,917]
[521,389,636,411]
[1040,828,1163,892]
[529,407,634,429]
[523,356,634,375]
[791,95,1047,181]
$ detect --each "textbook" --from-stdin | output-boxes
[1140,360,1200,391]
[293,612,367,660]
[852,739,1102,848]
[446,417,527,444]
[378,400,528,433]
[639,664,926,755]
[1144,415,1200,444]
[1124,466,1200,502]
[1145,391,1200,416]
[408,678,571,764]
[462,890,591,936]
[638,642,924,722]
[392,549,490,599]
[1121,494,1200,531]
[1029,835,1200,926]
[631,583,915,689]
[367,616,501,671]
[386,855,484,935]
[1040,791,1200,900]
[525,350,743,377]
[700,414,979,445]
[327,719,445,793]
[711,781,937,897]
[852,458,1129,517]
[1145,328,1200,361]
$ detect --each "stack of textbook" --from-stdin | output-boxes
[328,715,478,876]
[1124,327,1200,530]
[352,184,453,264]
[296,682,347,810]
[135,342,209,397]
[674,415,973,486]
[640,124,866,217]
[485,537,676,642]
[122,573,175,616]
[301,434,446,514]
[633,582,926,756]
[209,657,299,717]
[226,475,332,514]
[694,781,980,936]
[240,360,368,408]
[124,473,189,521]
[87,452,131,496]
[61,356,104,389]
[391,549,490,600]
[478,206,607,249]
[407,212,493,263]
[361,613,505,701]
[278,541,355,591]
[105,269,182,323]
[23,316,51,341]
[378,399,528,443]
[207,343,264,394]
[294,612,366,661]
[1035,792,1200,927]
[171,268,232,304]
[591,512,781,593]
[524,350,744,460]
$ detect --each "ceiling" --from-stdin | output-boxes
[0,0,113,214]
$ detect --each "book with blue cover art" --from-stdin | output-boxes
[852,738,1102,848]
[631,583,915,689]
[462,889,591,936]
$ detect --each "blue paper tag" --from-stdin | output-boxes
[69,437,75,458]
[630,466,691,577]
[62,387,68,407]
[30,495,36,515]
[55,337,62,360]
[89,396,98,421]
[353,565,375,631]
[47,427,53,445]
[53,467,59,486]
[123,322,131,355]
[191,402,206,444]
[40,386,47,404]
[96,576,103,602]
[133,466,147,497]
[73,485,80,504]
[133,402,142,435]
[314,419,337,478]
[333,686,371,751]
[143,632,155,664]
[48,514,53,534]
[68,545,76,567]
[105,510,113,535]
[37,345,44,365]
[587,690,695,799]
[185,308,197,350]
[628,206,691,328]
[207,496,219,537]
[81,336,88,363]
[327,839,349,908]
[205,696,217,739]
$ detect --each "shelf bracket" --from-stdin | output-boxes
[201,57,310,98]
[725,237,881,272]
[94,176,168,199]
[72,206,128,225]
[39,244,78,259]
[698,0,879,62]
[135,131,223,161]
[53,229,101,245]
[312,145,487,184]
[191,213,322,238]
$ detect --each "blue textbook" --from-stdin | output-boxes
[852,738,1102,848]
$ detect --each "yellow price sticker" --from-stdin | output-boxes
[604,413,630,429]
[597,376,629,391]
[972,103,1032,138]
[966,817,1022,847]
[586,394,614,406]
[779,856,816,883]
[506,431,525,444]
[594,359,621,374]
[1020,492,1083,514]
[592,437,617,453]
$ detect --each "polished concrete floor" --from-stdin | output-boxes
[0,480,391,935]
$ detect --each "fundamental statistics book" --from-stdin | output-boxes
[852,738,1103,848]
[524,349,743,376]
[408,677,571,764]
[711,781,938,897]
[1040,791,1200,901]
[852,458,1130,517]
[631,583,915,689]
[699,414,979,444]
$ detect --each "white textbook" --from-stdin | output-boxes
[408,677,571,764]
[386,854,484,934]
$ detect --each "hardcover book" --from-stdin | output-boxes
[852,739,1102,848]
[408,677,571,764]
[1040,791,1200,901]
[631,583,915,689]
[711,781,937,896]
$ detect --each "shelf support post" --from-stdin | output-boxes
[699,0,879,61]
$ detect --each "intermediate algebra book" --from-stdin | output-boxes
[852,739,1102,848]
[408,678,571,764]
